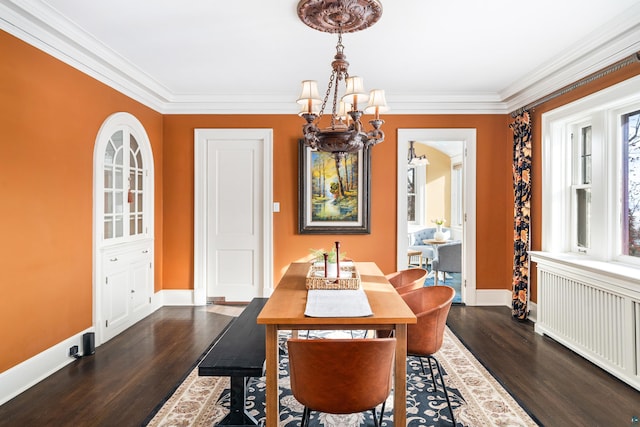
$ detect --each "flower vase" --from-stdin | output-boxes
[434,224,445,241]
[326,262,338,278]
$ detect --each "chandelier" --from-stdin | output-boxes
[296,0,388,159]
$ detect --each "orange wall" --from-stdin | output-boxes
[5,21,639,377]
[0,30,163,373]
[162,114,514,292]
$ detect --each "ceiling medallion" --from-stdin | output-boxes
[296,0,387,160]
[297,0,383,33]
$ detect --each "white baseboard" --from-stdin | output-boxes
[471,290,538,323]
[0,327,93,406]
[0,291,171,406]
[158,289,198,306]
[473,289,513,306]
[158,289,275,305]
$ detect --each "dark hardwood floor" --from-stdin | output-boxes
[0,305,638,427]
[447,306,640,427]
[0,307,233,427]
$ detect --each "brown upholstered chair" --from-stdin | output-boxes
[287,338,396,427]
[385,268,428,294]
[376,268,428,339]
[402,286,456,425]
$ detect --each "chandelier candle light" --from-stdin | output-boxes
[296,0,388,160]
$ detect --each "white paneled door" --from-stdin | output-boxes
[194,129,273,303]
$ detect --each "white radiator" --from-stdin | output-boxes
[531,253,640,391]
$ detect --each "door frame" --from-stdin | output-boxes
[194,128,274,305]
[397,129,477,305]
[93,112,155,345]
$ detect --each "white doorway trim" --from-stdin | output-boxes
[194,129,274,305]
[397,129,477,305]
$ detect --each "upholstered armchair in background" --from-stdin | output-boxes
[431,242,461,285]
[407,227,451,266]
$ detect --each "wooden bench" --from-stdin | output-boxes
[198,298,268,427]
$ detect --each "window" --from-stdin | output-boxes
[407,166,416,222]
[622,110,640,257]
[542,75,640,266]
[451,163,463,228]
[571,124,592,251]
[407,165,426,225]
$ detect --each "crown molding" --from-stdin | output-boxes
[0,0,171,110]
[502,3,640,112]
[383,93,508,115]
[160,92,509,115]
[2,0,639,115]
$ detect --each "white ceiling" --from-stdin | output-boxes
[1,0,640,114]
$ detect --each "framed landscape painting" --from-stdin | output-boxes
[298,140,371,234]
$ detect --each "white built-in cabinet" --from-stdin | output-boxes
[101,241,153,340]
[94,113,154,345]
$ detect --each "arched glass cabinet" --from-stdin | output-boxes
[94,112,154,345]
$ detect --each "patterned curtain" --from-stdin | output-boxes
[510,111,532,320]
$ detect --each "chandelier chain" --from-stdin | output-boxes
[331,74,340,128]
[336,32,344,53]
[322,29,346,129]
[318,71,335,123]
[296,4,386,157]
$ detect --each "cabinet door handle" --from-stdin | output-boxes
[142,250,149,253]
[131,290,135,293]
[110,257,118,262]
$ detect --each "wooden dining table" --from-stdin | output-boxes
[257,261,417,426]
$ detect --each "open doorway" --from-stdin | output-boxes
[397,129,477,305]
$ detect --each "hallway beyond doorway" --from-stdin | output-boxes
[397,128,477,305]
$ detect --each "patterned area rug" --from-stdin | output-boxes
[145,328,538,427]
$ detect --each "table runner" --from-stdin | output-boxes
[304,288,373,317]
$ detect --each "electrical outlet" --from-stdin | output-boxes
[69,345,79,357]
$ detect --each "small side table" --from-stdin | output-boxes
[423,239,451,245]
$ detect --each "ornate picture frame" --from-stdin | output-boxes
[298,140,371,234]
